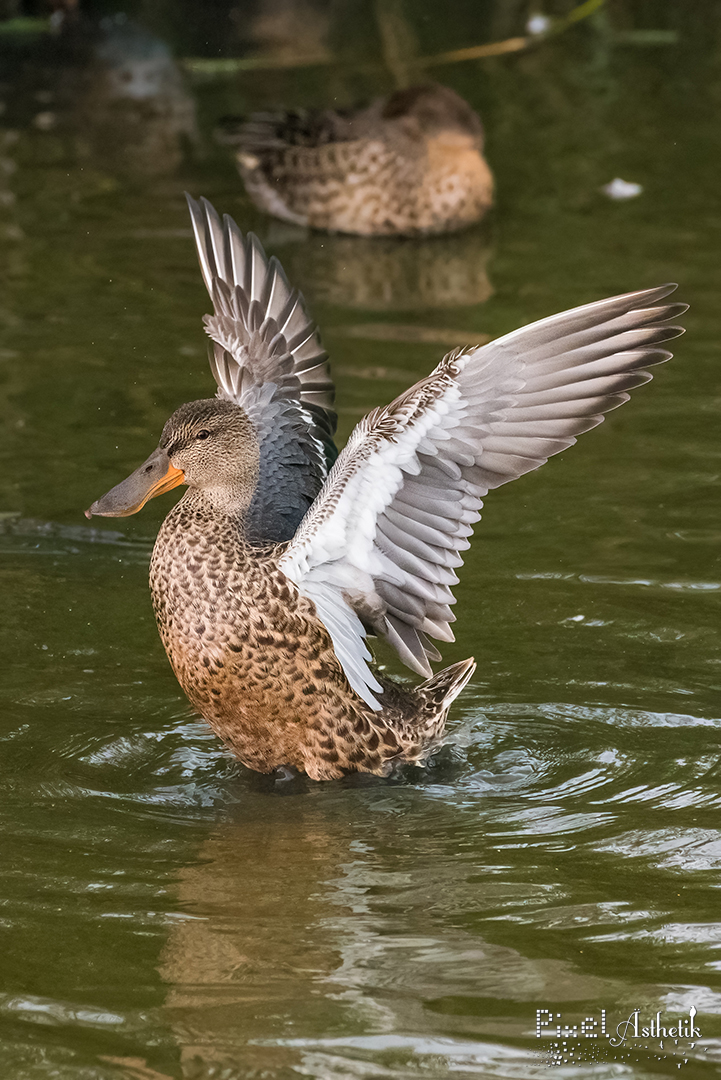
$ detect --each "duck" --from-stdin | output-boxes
[221,82,494,237]
[86,195,686,781]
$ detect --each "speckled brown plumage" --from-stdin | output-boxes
[150,488,470,780]
[229,84,494,237]
[86,197,686,782]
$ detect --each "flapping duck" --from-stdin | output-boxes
[86,196,685,779]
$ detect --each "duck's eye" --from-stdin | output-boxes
[196,430,211,441]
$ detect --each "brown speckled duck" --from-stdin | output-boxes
[86,195,685,780]
[224,83,494,237]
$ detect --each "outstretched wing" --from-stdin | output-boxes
[186,194,337,543]
[278,285,686,708]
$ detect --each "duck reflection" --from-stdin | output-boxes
[158,788,616,1078]
[274,225,493,310]
[159,796,357,1076]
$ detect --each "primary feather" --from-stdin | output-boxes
[87,195,687,779]
[186,193,337,542]
[278,285,686,709]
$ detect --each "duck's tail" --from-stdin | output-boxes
[417,657,476,718]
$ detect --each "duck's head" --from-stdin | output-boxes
[382,83,484,146]
[85,399,259,518]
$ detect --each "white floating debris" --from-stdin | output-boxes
[526,13,551,35]
[601,177,643,200]
[32,111,56,131]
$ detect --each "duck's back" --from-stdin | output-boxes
[232,84,494,237]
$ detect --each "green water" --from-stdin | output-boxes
[1,10,721,1079]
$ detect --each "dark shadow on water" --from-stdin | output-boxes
[232,741,474,800]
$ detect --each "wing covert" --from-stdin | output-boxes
[278,284,686,708]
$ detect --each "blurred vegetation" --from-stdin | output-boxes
[1,0,720,68]
[0,0,718,187]
[2,0,720,127]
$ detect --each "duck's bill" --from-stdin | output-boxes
[85,448,185,518]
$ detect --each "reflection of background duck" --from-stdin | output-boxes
[227,84,493,237]
[274,225,493,309]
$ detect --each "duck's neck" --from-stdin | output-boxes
[151,489,255,613]
[183,482,255,520]
[166,487,252,544]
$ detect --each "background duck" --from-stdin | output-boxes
[222,82,494,237]
[86,196,685,781]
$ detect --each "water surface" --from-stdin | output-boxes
[1,11,721,1079]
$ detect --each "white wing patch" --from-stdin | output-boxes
[280,373,476,708]
[279,285,686,709]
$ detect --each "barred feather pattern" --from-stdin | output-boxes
[237,135,492,238]
[230,85,493,237]
[186,194,337,541]
[278,284,686,708]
